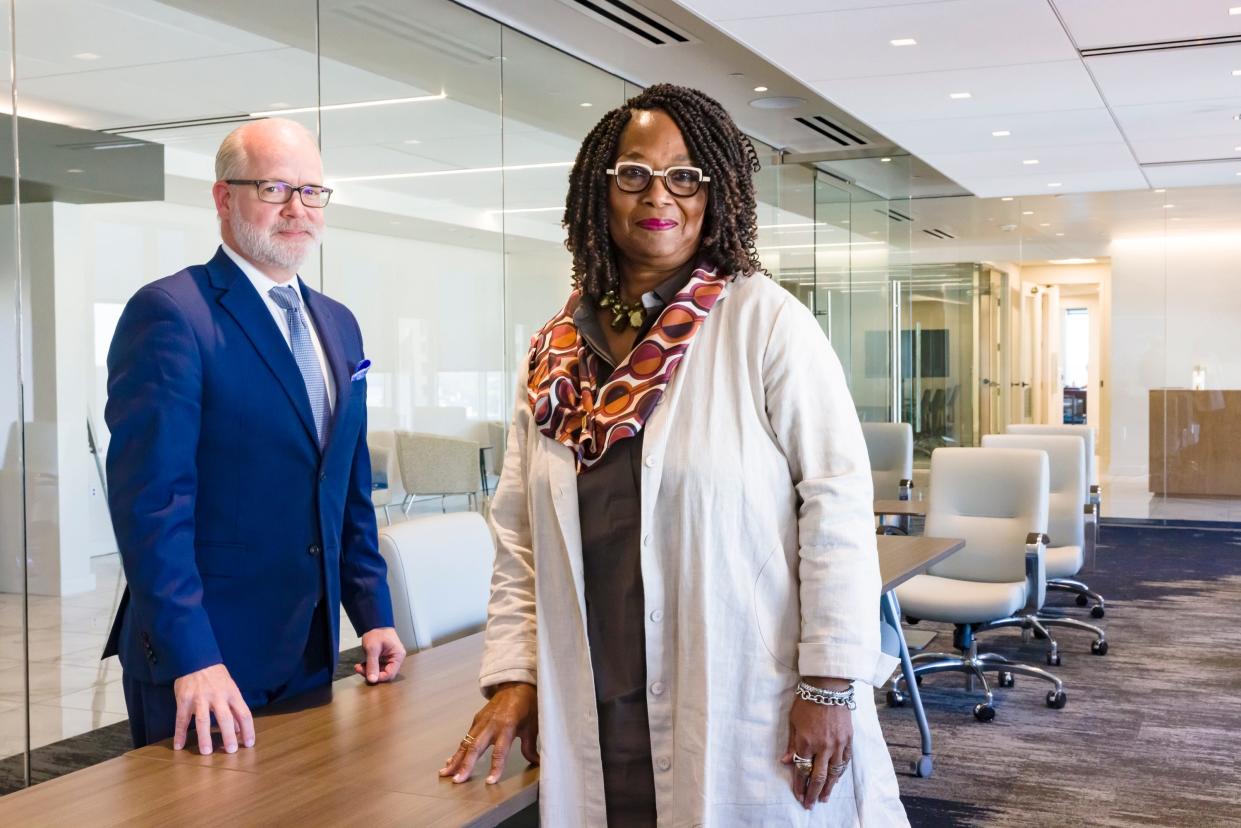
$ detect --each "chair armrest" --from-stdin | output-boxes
[1022,531,1049,615]
[1089,483,1101,507]
[898,479,914,501]
[1083,502,1098,569]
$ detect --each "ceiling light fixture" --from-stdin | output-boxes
[880,157,892,163]
[1001,197,1014,201]
[580,102,593,107]
[1040,222,1051,227]
[1154,188,1165,193]
[73,52,100,61]
[1163,203,1175,208]
[992,130,1011,137]
[1048,182,1062,187]
[251,92,447,117]
[890,38,917,46]
[403,138,421,145]
[1023,159,1039,165]
[949,92,972,99]
[1231,6,1241,13]
[1055,232,1065,236]
[331,160,572,184]
[1022,210,1035,215]
[1234,69,1241,76]
[1049,258,1097,265]
[753,85,768,92]
[486,206,563,215]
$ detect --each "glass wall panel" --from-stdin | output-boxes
[6,0,318,780]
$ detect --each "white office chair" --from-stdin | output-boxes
[891,447,1067,721]
[981,434,1108,662]
[1007,424,1101,519]
[861,422,915,501]
[377,512,494,652]
[395,430,482,513]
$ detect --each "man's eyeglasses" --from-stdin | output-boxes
[606,162,710,198]
[226,179,333,208]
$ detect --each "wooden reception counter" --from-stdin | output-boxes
[1150,389,1241,496]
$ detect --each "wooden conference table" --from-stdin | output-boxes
[0,535,963,826]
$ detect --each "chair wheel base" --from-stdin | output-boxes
[1046,690,1068,709]
[886,689,906,708]
[1032,626,1048,640]
[1046,652,1062,666]
[914,756,933,778]
[1091,605,1105,619]
[1091,640,1109,656]
[997,671,1015,688]
[973,703,996,722]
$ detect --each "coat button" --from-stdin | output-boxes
[320,472,327,482]
[643,455,656,468]
[308,543,322,557]
[642,534,651,548]
[649,609,663,623]
[650,681,665,696]
[655,756,671,772]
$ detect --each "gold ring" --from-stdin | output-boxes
[792,752,814,775]
[460,733,477,748]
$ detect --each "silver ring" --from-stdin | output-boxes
[827,762,848,777]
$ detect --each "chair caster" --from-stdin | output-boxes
[886,689,906,708]
[973,703,996,722]
[1046,652,1061,666]
[1046,690,1068,709]
[1091,640,1109,656]
[1091,605,1105,619]
[914,755,933,778]
[906,616,920,625]
[997,671,1015,688]
[1076,594,1089,607]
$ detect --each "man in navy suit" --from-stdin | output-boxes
[104,118,405,754]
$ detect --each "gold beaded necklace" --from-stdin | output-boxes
[598,289,647,331]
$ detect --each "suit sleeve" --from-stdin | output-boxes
[338,322,395,635]
[105,285,222,683]
[762,294,892,686]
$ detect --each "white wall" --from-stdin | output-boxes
[1108,234,1241,476]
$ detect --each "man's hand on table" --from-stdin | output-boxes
[355,626,406,683]
[172,663,255,755]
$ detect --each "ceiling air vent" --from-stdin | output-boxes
[922,228,957,239]
[794,115,869,148]
[875,208,912,223]
[555,0,695,46]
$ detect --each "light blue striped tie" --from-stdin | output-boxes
[269,285,330,448]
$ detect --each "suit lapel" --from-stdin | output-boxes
[207,248,318,448]
[302,285,353,455]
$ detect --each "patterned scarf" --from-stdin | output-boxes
[527,266,727,473]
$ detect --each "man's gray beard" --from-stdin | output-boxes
[229,211,321,272]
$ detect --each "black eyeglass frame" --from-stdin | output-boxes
[605,162,711,197]
[225,179,334,208]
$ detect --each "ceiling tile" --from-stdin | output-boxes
[1110,97,1241,142]
[1143,161,1241,188]
[1053,0,1241,50]
[679,0,952,20]
[1086,45,1241,108]
[870,108,1122,154]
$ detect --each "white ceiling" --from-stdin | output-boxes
[675,0,1241,197]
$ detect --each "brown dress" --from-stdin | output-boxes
[574,270,691,827]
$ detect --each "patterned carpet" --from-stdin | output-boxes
[3,524,1241,828]
[890,522,1241,827]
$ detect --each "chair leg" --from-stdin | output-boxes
[401,494,414,516]
[975,614,1061,665]
[1035,615,1107,653]
[1048,578,1106,617]
[381,505,392,526]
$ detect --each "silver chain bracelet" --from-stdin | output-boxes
[795,680,856,710]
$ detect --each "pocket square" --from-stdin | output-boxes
[350,359,371,382]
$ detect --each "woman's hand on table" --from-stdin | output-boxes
[439,681,539,785]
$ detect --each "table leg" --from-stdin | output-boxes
[883,590,933,778]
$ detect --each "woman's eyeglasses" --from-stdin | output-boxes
[606,162,710,197]
[226,179,333,208]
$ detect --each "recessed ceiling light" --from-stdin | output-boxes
[949,92,972,99]
[880,157,892,163]
[1050,258,1097,265]
[580,102,593,107]
[73,52,100,61]
[1154,188,1166,193]
[1231,6,1241,14]
[1163,203,1175,208]
[992,130,1011,137]
[1055,232,1065,236]
[1048,182,1062,188]
[1001,197,1014,202]
[1171,217,1182,221]
[753,86,768,92]
[66,168,83,173]
[890,38,917,46]
[1234,69,1241,76]
[403,138,421,145]
[1040,222,1051,227]
[1022,210,1035,216]
[1023,159,1039,165]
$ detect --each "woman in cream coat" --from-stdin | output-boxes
[441,84,908,827]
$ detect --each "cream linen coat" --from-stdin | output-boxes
[481,272,909,827]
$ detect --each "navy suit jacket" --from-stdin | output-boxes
[103,246,394,700]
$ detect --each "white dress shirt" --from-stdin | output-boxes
[222,243,335,412]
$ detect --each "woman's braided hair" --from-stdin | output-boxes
[563,83,762,298]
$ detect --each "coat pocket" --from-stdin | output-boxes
[752,540,799,671]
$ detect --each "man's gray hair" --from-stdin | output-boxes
[214,118,318,181]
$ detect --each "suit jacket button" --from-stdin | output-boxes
[308,544,322,557]
[320,472,327,482]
